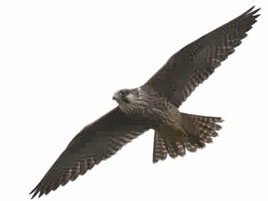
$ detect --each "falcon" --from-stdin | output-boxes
[30,7,260,198]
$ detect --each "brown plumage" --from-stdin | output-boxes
[30,7,260,198]
[153,114,223,163]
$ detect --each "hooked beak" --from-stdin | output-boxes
[112,93,119,101]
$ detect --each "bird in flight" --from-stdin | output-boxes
[30,6,260,198]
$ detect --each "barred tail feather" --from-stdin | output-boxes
[153,113,223,163]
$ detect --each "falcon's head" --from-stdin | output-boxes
[113,89,138,104]
[113,88,140,111]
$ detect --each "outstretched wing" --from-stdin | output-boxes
[143,7,260,107]
[30,107,148,198]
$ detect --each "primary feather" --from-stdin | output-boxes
[144,6,260,107]
[30,7,260,198]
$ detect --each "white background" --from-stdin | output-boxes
[0,0,267,200]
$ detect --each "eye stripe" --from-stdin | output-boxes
[122,96,130,103]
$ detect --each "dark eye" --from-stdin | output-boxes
[119,91,124,97]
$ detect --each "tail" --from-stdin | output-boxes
[153,113,223,163]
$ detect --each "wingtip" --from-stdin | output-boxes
[243,6,261,16]
[249,6,255,11]
[244,6,255,15]
[250,7,261,15]
[249,6,261,16]
[254,14,261,19]
[30,191,38,199]
[29,184,40,199]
